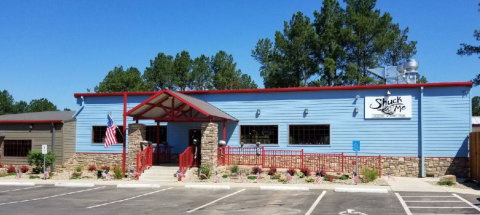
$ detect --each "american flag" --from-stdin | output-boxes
[387,172,395,181]
[177,170,185,178]
[16,169,20,180]
[316,175,323,184]
[238,171,243,182]
[353,172,361,184]
[256,171,261,180]
[199,171,207,179]
[286,172,292,182]
[104,114,118,148]
[215,171,220,183]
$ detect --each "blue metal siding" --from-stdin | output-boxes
[423,87,470,157]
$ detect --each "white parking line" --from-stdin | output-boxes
[305,191,326,215]
[404,201,463,203]
[186,189,246,213]
[452,194,480,212]
[0,186,105,206]
[395,193,413,215]
[0,186,43,193]
[86,187,173,209]
[408,207,472,209]
[401,196,456,198]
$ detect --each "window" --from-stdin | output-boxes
[92,126,124,144]
[240,125,278,144]
[289,125,330,145]
[145,126,167,144]
[3,140,32,157]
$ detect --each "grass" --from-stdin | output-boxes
[438,180,455,186]
[29,175,40,179]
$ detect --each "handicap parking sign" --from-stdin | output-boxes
[353,141,360,152]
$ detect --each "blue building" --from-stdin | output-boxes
[71,82,472,177]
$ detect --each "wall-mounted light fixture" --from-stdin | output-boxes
[304,109,309,114]
[464,90,469,95]
[386,90,391,96]
[355,95,360,99]
[355,107,359,113]
[256,109,261,115]
[29,124,33,129]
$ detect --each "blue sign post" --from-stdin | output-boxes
[353,141,360,184]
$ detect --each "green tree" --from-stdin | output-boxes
[473,96,480,116]
[63,108,71,111]
[240,74,258,89]
[0,90,15,115]
[417,75,428,84]
[189,55,213,90]
[173,51,193,91]
[13,100,28,114]
[94,66,145,92]
[252,38,283,88]
[26,98,58,112]
[143,53,175,90]
[382,24,417,66]
[458,3,480,58]
[211,51,242,90]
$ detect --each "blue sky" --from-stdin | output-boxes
[0,1,479,110]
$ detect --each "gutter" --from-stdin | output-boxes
[420,86,425,178]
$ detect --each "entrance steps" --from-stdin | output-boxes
[139,165,179,182]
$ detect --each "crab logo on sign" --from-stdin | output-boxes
[365,96,412,119]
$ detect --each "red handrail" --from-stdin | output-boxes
[136,145,153,180]
[179,146,194,177]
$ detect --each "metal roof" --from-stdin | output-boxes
[0,111,76,124]
[126,90,237,122]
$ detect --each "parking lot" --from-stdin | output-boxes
[0,185,479,215]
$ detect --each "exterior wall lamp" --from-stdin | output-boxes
[256,109,261,115]
[386,90,391,96]
[355,95,360,99]
[355,107,359,113]
[29,124,33,129]
[304,109,309,114]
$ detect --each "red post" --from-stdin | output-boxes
[301,149,304,169]
[156,122,160,164]
[261,146,265,168]
[222,121,226,141]
[122,87,127,173]
[341,152,344,173]
[136,153,140,180]
[378,155,382,178]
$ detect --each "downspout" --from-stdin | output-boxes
[51,123,55,172]
[420,87,425,178]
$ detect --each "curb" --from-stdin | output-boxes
[334,187,388,193]
[260,186,309,191]
[117,184,160,188]
[55,183,95,188]
[0,182,35,186]
[184,184,230,190]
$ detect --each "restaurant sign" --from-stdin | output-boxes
[365,96,412,119]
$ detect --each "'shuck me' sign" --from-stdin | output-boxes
[365,95,412,119]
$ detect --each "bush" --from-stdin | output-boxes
[300,167,310,176]
[305,178,315,183]
[29,175,40,179]
[251,166,262,174]
[88,164,97,171]
[20,165,29,173]
[33,166,43,174]
[296,171,305,178]
[222,174,229,178]
[7,165,16,173]
[100,165,110,171]
[360,168,378,183]
[229,165,239,175]
[339,175,349,180]
[278,178,287,183]
[270,174,281,180]
[287,168,296,175]
[70,172,82,179]
[438,180,455,186]
[113,166,124,180]
[75,166,82,172]
[247,175,256,180]
[324,175,335,182]
[198,165,211,179]
[267,168,277,175]
[27,150,56,169]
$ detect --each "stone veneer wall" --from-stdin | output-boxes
[200,122,218,169]
[64,153,123,170]
[424,157,469,178]
[382,157,421,177]
[127,123,146,172]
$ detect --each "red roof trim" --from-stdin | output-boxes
[0,120,64,124]
[74,82,472,98]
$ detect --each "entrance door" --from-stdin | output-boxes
[189,129,202,166]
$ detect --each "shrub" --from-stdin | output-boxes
[33,166,43,174]
[0,163,3,168]
[267,168,277,175]
[360,168,378,183]
[287,168,296,175]
[438,180,455,186]
[247,175,256,180]
[29,175,40,179]
[27,150,56,169]
[270,174,281,180]
[229,165,239,174]
[113,166,124,180]
[75,166,82,172]
[7,165,16,173]
[20,165,29,173]
[278,178,287,183]
[70,172,82,179]
[296,171,305,178]
[305,178,315,183]
[88,164,97,171]
[222,174,229,178]
[300,167,310,176]
[339,175,349,180]
[100,165,110,171]
[198,165,211,179]
[324,175,335,182]
[8,172,16,176]
[251,166,262,174]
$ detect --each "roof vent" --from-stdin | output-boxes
[367,59,420,84]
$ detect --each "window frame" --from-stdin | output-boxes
[239,125,279,145]
[2,139,33,158]
[288,124,331,146]
[91,125,124,144]
[145,125,167,144]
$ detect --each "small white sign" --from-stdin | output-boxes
[365,95,412,119]
[42,145,47,154]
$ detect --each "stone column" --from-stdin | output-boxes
[127,123,146,172]
[201,122,218,169]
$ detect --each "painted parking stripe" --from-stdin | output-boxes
[401,196,455,198]
[305,191,326,215]
[395,193,413,215]
[0,186,105,206]
[452,194,480,212]
[86,187,173,209]
[0,186,42,193]
[408,206,472,209]
[404,201,463,202]
[186,189,246,213]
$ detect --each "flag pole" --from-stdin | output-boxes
[122,87,127,173]
[108,112,124,139]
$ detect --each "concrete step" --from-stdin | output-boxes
[140,176,177,181]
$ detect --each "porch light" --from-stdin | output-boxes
[355,95,360,99]
[218,140,226,146]
[256,109,261,115]
[386,90,391,96]
[304,109,309,114]
[355,107,359,113]
[29,124,33,129]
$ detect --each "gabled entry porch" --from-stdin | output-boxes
[124,89,237,179]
